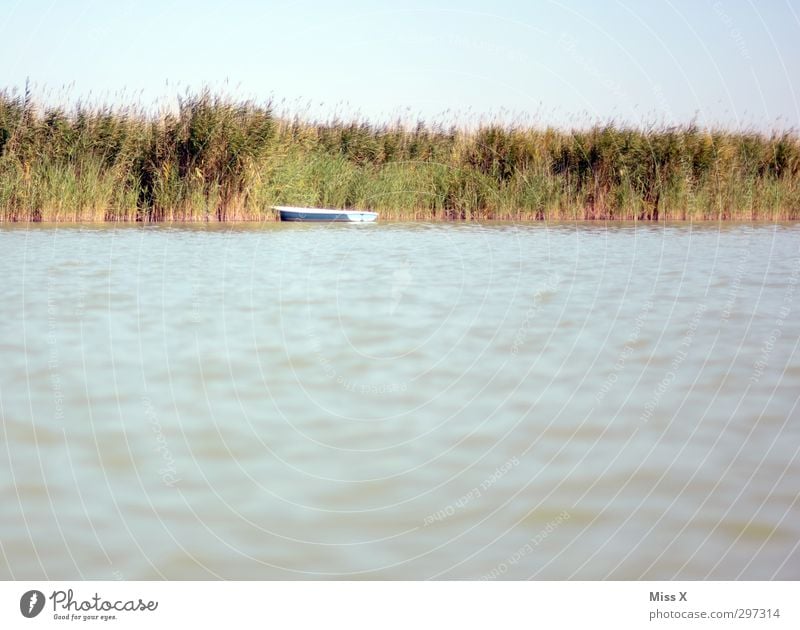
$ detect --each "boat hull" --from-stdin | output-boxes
[274,206,378,222]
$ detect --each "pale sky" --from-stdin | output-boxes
[1,0,799,129]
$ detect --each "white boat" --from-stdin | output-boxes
[274,205,378,222]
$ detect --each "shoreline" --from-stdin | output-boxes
[2,217,797,226]
[2,90,799,223]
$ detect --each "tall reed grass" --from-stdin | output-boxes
[1,89,798,221]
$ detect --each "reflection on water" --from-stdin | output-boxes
[1,222,798,579]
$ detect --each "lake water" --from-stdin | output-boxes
[1,222,798,579]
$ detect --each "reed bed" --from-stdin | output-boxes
[1,89,798,222]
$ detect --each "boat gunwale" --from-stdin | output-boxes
[273,205,377,217]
